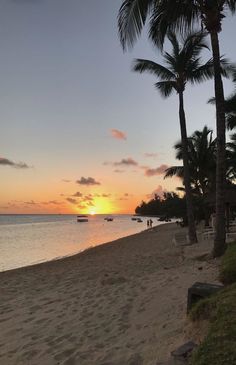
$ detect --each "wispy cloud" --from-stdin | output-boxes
[114,158,138,167]
[72,191,83,197]
[62,179,71,183]
[144,164,169,177]
[0,157,30,169]
[113,169,124,173]
[42,200,61,205]
[66,198,77,205]
[76,177,101,186]
[110,129,127,140]
[24,200,37,205]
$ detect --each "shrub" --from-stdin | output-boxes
[190,283,236,365]
[219,242,236,284]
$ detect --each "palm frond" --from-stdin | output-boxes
[219,58,236,79]
[167,31,180,58]
[225,93,236,113]
[189,58,214,84]
[155,81,176,98]
[227,114,236,130]
[132,59,175,80]
[118,0,154,51]
[149,0,199,49]
[226,0,236,13]
[164,165,184,179]
[181,31,209,62]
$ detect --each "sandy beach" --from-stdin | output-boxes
[0,223,220,365]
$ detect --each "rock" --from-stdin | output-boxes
[171,341,197,364]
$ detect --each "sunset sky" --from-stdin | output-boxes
[1,0,236,214]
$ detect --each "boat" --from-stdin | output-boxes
[77,215,88,218]
[104,217,113,221]
[137,218,143,223]
[77,218,88,222]
[131,217,138,221]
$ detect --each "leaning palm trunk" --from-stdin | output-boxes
[210,31,227,257]
[179,91,198,243]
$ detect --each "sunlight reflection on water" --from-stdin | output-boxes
[0,214,164,271]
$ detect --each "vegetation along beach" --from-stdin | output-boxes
[1,0,236,364]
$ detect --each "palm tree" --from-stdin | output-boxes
[165,126,216,225]
[118,0,236,256]
[165,126,216,196]
[133,31,215,243]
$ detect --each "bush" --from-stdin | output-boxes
[190,283,236,365]
[219,242,236,284]
[190,242,236,365]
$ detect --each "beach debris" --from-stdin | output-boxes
[187,282,224,313]
[171,341,198,364]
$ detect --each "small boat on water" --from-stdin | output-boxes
[77,215,88,218]
[77,218,88,222]
[137,218,143,223]
[104,217,113,222]
[131,217,138,221]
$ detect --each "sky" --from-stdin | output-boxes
[0,0,236,214]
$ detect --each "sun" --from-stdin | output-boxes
[89,210,96,216]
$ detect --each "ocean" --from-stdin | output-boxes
[0,214,164,272]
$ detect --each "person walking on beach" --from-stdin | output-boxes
[147,219,150,228]
[150,219,153,228]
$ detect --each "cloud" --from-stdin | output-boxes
[101,193,111,198]
[76,177,101,186]
[24,200,37,205]
[144,164,169,177]
[77,203,87,210]
[147,185,167,199]
[113,169,124,173]
[144,153,158,158]
[62,179,71,183]
[86,201,95,207]
[66,198,77,205]
[42,200,61,205]
[114,158,138,167]
[110,129,127,140]
[72,191,83,197]
[0,157,30,169]
[104,157,138,168]
[83,195,94,202]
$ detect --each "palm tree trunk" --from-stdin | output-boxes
[179,91,198,243]
[210,31,227,257]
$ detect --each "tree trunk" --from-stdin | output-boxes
[210,31,227,257]
[178,91,198,243]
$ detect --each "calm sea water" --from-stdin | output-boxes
[0,214,164,272]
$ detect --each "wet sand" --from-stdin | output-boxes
[0,223,220,365]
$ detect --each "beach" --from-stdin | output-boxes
[0,223,220,365]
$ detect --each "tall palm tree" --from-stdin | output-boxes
[133,31,215,243]
[118,0,236,256]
